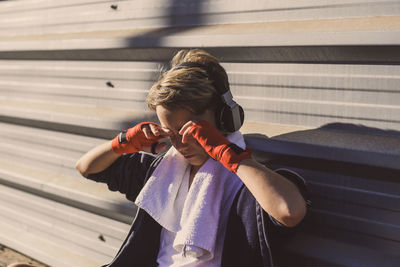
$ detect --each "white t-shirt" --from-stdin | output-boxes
[157,227,202,266]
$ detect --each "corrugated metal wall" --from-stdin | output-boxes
[0,1,399,266]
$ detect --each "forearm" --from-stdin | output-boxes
[75,140,120,178]
[236,158,307,227]
[75,122,169,178]
[180,120,307,226]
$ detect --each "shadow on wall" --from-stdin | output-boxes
[317,123,400,138]
[245,122,400,172]
[265,123,400,267]
[124,0,206,60]
[113,0,208,131]
[273,122,400,154]
[247,122,400,148]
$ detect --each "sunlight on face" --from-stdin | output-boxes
[156,106,216,167]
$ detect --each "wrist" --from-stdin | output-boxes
[111,122,163,155]
[220,145,252,173]
[111,131,135,154]
[187,120,252,173]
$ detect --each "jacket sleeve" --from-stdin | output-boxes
[86,152,157,202]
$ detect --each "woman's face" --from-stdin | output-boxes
[156,105,216,167]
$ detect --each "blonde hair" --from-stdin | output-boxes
[146,49,229,115]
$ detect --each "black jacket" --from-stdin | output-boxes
[88,152,307,267]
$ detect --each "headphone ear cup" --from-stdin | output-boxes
[215,105,224,131]
[218,104,244,132]
[235,104,245,131]
[238,105,244,128]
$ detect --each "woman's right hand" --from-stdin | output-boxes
[76,122,171,178]
[111,122,171,155]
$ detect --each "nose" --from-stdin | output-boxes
[170,134,188,151]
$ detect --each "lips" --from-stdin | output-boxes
[183,154,194,159]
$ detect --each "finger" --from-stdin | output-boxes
[157,126,172,138]
[178,121,193,135]
[141,125,152,139]
[148,123,172,138]
[178,121,195,136]
[149,123,162,137]
[160,127,172,137]
[180,123,195,144]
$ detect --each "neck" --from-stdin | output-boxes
[189,165,201,189]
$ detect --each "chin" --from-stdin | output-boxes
[187,157,208,167]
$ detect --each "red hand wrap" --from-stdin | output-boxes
[187,121,252,173]
[111,122,162,154]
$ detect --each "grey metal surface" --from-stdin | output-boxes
[0,60,399,132]
[245,126,400,266]
[225,62,400,131]
[0,184,130,267]
[0,0,399,54]
[0,122,136,266]
[0,122,137,221]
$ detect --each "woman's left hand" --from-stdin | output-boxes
[179,120,251,173]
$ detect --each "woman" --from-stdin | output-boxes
[75,49,307,266]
